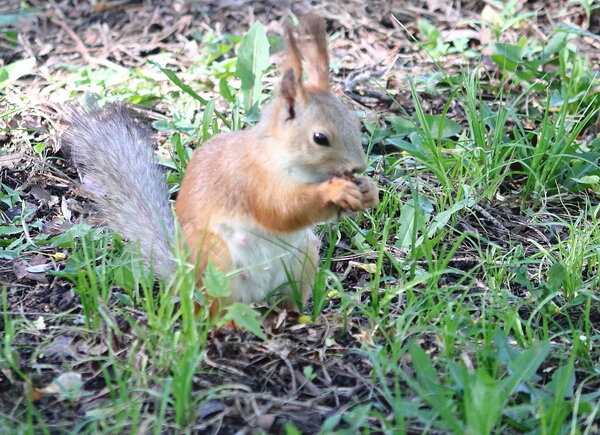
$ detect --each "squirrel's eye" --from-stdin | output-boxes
[313,132,330,147]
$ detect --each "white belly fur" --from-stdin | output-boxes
[214,221,318,303]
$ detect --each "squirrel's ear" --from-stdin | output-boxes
[279,68,301,121]
[278,20,306,121]
[299,14,330,91]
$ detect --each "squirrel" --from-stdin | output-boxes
[62,14,379,314]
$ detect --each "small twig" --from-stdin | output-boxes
[122,306,149,318]
[50,18,92,63]
[0,311,61,316]
[47,0,67,20]
[331,251,378,262]
[50,18,130,74]
[21,217,35,247]
[344,60,397,106]
[343,60,385,94]
[204,355,247,378]
[472,204,510,234]
[352,87,394,103]
[293,369,322,396]
[279,358,297,393]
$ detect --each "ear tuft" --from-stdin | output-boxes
[299,13,330,90]
[283,20,303,81]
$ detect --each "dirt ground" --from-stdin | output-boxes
[1,0,599,433]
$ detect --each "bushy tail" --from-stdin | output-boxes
[63,102,175,278]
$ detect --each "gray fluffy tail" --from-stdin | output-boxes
[63,102,175,278]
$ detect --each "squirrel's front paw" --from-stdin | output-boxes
[323,177,363,211]
[355,177,379,208]
[324,177,378,212]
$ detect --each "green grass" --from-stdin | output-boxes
[2,2,600,433]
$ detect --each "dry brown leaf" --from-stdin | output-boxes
[0,152,23,170]
[441,29,480,42]
[198,399,226,419]
[353,329,375,347]
[426,0,445,12]
[15,256,52,284]
[42,335,80,360]
[29,186,52,204]
[26,263,53,273]
[349,261,377,274]
[257,414,276,431]
[32,316,46,330]
[481,4,503,26]
[61,196,72,221]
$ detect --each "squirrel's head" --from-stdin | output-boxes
[259,14,366,183]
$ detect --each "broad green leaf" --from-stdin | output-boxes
[387,116,417,137]
[235,22,270,113]
[563,152,600,190]
[514,264,534,292]
[491,54,518,72]
[494,329,521,365]
[223,302,265,340]
[549,89,589,107]
[408,343,463,433]
[546,362,574,398]
[494,43,525,63]
[1,183,19,207]
[395,202,417,251]
[114,292,134,307]
[218,78,234,102]
[515,68,538,83]
[502,341,550,394]
[463,368,504,435]
[418,195,434,213]
[0,11,34,27]
[547,262,566,291]
[542,32,568,58]
[202,262,231,298]
[0,57,36,90]
[284,423,302,435]
[0,225,21,236]
[201,99,215,141]
[385,136,425,159]
[319,413,342,433]
[481,103,496,129]
[342,404,372,427]
[417,19,441,41]
[571,175,600,185]
[423,114,463,139]
[409,342,441,385]
[48,224,96,247]
[235,22,269,89]
[0,248,18,259]
[555,23,599,39]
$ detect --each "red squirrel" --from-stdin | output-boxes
[63,15,379,313]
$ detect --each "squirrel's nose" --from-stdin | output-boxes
[342,155,366,174]
[350,159,367,174]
